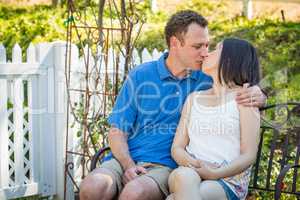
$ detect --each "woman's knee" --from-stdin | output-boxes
[169,167,201,184]
[199,181,227,200]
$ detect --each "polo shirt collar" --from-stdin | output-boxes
[157,52,199,81]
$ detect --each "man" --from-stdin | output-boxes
[80,10,266,200]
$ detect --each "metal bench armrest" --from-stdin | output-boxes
[90,146,111,171]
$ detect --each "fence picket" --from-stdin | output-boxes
[26,43,36,63]
[152,48,161,60]
[0,44,6,63]
[132,48,140,66]
[141,48,152,63]
[12,43,22,63]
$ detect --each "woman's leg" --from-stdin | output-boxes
[168,166,202,200]
[198,180,228,200]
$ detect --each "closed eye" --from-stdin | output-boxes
[192,43,209,49]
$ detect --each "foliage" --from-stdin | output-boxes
[176,0,231,23]
[210,18,300,103]
[0,4,66,60]
[135,26,165,53]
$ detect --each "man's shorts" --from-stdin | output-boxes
[99,158,172,196]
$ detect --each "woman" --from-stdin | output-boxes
[167,38,261,200]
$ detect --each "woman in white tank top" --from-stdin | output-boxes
[167,38,261,200]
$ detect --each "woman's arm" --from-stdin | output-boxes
[195,106,261,179]
[171,93,200,167]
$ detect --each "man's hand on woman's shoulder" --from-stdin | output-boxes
[236,83,267,107]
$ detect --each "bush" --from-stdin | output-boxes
[0,4,66,60]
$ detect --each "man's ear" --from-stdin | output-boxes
[170,36,179,49]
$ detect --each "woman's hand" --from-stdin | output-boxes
[189,161,220,180]
[191,159,219,168]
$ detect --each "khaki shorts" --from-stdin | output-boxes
[99,158,172,196]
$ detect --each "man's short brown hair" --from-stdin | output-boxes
[165,10,208,48]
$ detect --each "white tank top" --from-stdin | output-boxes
[186,93,240,164]
[185,92,251,199]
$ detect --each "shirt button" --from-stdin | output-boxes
[176,91,180,95]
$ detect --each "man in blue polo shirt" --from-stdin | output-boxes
[80,10,266,200]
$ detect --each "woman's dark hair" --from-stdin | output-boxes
[165,10,208,48]
[218,38,260,87]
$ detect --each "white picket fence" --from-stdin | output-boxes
[0,41,163,200]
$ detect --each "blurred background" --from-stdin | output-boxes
[0,0,299,102]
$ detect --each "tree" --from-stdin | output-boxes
[243,0,253,19]
[52,0,65,7]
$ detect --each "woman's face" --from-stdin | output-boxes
[202,42,222,75]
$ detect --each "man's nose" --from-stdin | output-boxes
[201,50,209,58]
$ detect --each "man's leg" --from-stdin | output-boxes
[119,164,171,200]
[79,168,117,200]
[118,175,164,200]
[79,168,118,200]
[80,159,124,200]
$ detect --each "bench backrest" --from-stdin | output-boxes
[248,103,300,198]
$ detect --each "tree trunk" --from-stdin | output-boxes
[243,0,253,19]
[52,0,63,7]
[52,0,58,7]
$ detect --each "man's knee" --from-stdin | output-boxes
[79,170,116,200]
[119,180,145,200]
[169,166,200,184]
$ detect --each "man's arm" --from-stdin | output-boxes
[106,70,147,183]
[108,127,135,170]
[108,127,147,184]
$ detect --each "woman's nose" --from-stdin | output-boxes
[206,52,213,58]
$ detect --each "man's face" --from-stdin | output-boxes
[172,23,209,70]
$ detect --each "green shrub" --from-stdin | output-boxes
[0,4,66,60]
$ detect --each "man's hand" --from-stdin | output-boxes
[236,83,267,107]
[122,165,147,184]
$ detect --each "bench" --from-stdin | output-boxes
[90,102,300,199]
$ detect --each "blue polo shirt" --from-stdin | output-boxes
[106,52,213,169]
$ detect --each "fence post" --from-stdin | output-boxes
[35,42,57,197]
[0,79,9,199]
[0,44,8,197]
[51,41,74,200]
[27,43,40,191]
